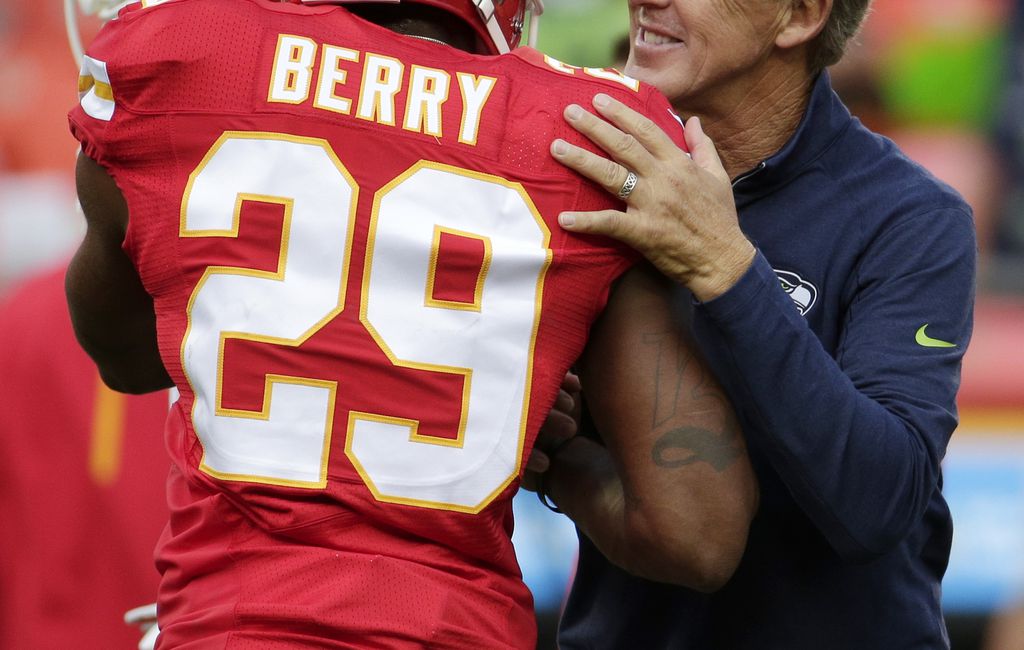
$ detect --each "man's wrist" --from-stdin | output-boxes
[690,239,756,302]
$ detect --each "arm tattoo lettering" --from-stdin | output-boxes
[643,330,686,429]
[643,330,743,472]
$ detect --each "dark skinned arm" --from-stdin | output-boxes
[536,266,758,591]
[65,153,172,394]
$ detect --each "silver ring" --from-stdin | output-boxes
[617,170,638,200]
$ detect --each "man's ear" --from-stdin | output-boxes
[776,0,832,50]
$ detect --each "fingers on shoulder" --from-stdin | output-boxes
[552,139,630,195]
[562,209,638,244]
[595,93,677,157]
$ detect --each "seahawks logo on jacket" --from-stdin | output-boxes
[775,269,817,316]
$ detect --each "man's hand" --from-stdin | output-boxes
[550,94,755,302]
[522,371,581,492]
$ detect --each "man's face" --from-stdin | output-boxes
[624,0,789,108]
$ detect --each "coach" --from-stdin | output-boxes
[538,0,976,647]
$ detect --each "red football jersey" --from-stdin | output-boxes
[0,266,170,650]
[69,1,686,647]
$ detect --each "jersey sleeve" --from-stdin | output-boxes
[696,205,975,561]
[68,0,200,165]
[68,4,141,164]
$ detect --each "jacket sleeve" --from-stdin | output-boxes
[695,206,976,561]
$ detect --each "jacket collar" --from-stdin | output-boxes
[731,71,854,206]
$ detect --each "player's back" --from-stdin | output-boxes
[69,0,685,646]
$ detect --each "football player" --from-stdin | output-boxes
[66,0,758,646]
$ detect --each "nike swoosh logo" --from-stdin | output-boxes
[916,324,956,348]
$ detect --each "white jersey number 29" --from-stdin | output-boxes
[180,132,550,513]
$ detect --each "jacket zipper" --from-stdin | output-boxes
[731,161,767,188]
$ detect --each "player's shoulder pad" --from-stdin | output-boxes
[118,0,195,17]
[101,0,245,37]
[86,0,244,69]
[88,0,193,54]
[78,0,241,121]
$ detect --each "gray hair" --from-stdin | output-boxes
[812,0,873,70]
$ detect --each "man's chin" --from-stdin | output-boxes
[624,63,681,97]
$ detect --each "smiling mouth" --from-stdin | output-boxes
[638,27,682,46]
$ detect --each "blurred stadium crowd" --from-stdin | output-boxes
[1,0,1023,648]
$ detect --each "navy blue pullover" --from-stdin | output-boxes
[558,72,976,649]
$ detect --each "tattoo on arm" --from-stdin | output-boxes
[652,423,742,472]
[644,330,743,472]
[643,330,685,429]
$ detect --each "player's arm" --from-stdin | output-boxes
[66,153,172,394]
[541,265,759,591]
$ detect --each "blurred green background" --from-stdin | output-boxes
[534,0,628,66]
